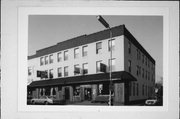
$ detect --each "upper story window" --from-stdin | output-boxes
[28,67,32,76]
[148,60,150,67]
[40,57,44,66]
[96,60,102,73]
[128,60,131,73]
[109,58,115,71]
[64,66,69,77]
[74,48,79,59]
[96,42,102,54]
[45,56,48,65]
[49,69,53,79]
[57,67,62,77]
[108,39,115,51]
[82,63,88,75]
[142,54,144,64]
[57,52,62,62]
[145,56,147,66]
[136,65,139,76]
[136,49,139,60]
[82,46,88,57]
[128,41,131,54]
[136,83,139,96]
[142,68,144,78]
[45,70,48,79]
[49,54,53,64]
[74,64,80,75]
[64,50,68,61]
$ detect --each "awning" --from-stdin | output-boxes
[28,71,136,88]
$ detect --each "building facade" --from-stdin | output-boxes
[28,25,155,105]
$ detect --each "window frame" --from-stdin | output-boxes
[96,42,102,54]
[57,67,62,77]
[74,48,79,59]
[82,63,88,75]
[82,45,88,57]
[108,39,115,51]
[64,66,69,77]
[64,50,68,61]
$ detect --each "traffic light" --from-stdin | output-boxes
[100,63,107,73]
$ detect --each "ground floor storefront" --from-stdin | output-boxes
[28,71,137,105]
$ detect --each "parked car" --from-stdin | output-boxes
[145,98,158,106]
[31,96,53,105]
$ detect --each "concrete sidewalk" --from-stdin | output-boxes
[67,101,124,106]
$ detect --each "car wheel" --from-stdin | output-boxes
[44,101,48,105]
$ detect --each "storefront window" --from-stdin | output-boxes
[73,86,80,96]
[98,83,109,95]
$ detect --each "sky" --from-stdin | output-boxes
[28,15,163,80]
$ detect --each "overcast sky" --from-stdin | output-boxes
[28,15,163,79]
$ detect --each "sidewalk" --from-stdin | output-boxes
[67,101,124,106]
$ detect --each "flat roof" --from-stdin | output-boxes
[28,25,155,64]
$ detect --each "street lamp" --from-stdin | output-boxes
[96,15,113,106]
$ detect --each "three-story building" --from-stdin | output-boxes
[28,24,155,105]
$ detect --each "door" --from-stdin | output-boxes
[65,87,70,100]
[84,88,92,100]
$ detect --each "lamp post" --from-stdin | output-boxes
[96,15,113,106]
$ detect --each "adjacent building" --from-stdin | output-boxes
[28,25,155,105]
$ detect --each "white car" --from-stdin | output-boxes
[31,96,53,105]
[145,98,158,106]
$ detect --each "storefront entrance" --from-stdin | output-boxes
[65,87,70,100]
[84,88,92,100]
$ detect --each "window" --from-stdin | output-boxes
[136,65,139,76]
[145,70,147,79]
[128,60,131,73]
[45,56,48,65]
[45,70,48,78]
[82,46,88,57]
[136,49,139,60]
[74,64,80,75]
[73,86,80,96]
[148,72,150,80]
[28,67,32,76]
[98,83,109,95]
[148,60,150,67]
[139,66,141,76]
[96,61,102,73]
[57,67,62,77]
[109,58,115,71]
[83,63,88,75]
[49,54,53,64]
[133,82,135,96]
[145,57,147,66]
[49,69,53,79]
[128,41,131,54]
[142,84,144,96]
[74,48,79,59]
[142,54,144,64]
[139,51,141,60]
[142,68,144,78]
[64,66,68,77]
[108,39,115,51]
[40,57,44,66]
[96,42,102,54]
[57,52,62,62]
[64,51,68,61]
[136,83,139,96]
[129,82,131,96]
